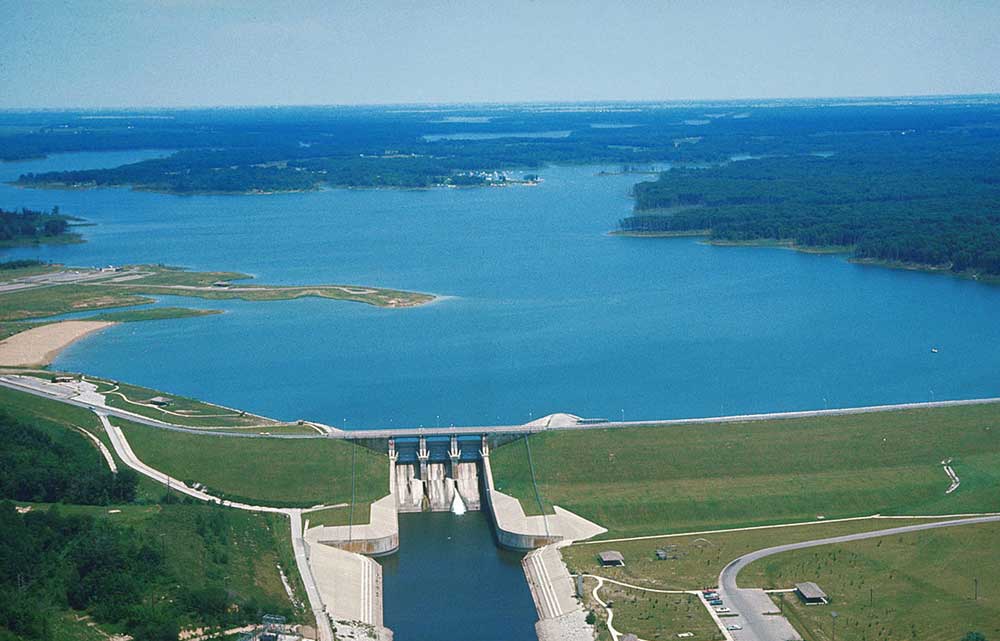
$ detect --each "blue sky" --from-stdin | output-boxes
[2,0,999,108]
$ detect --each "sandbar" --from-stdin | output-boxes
[0,320,114,366]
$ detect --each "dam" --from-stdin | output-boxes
[391,435,483,513]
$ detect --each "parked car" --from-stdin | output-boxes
[726,624,743,631]
[708,599,723,606]
[714,606,731,613]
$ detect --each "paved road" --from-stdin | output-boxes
[0,376,322,439]
[4,373,1000,441]
[96,412,334,641]
[717,515,1000,641]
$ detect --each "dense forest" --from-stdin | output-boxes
[0,412,293,641]
[0,208,75,246]
[0,410,137,504]
[622,132,1000,275]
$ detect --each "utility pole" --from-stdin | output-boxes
[975,577,979,601]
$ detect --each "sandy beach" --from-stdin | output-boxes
[0,321,115,367]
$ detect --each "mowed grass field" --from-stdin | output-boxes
[740,522,1000,641]
[561,517,958,591]
[115,417,388,508]
[580,577,721,641]
[490,403,1000,536]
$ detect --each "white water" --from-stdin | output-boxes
[451,491,467,515]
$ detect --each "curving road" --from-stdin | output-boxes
[4,373,1000,442]
[96,412,334,641]
[717,515,1000,641]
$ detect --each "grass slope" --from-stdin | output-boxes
[0,387,305,637]
[740,522,1000,641]
[115,417,388,508]
[490,403,1000,537]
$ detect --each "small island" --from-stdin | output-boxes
[0,206,81,247]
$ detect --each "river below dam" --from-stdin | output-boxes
[379,511,537,641]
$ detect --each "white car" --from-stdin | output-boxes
[726,624,743,631]
[714,606,731,613]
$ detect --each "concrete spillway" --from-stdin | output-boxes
[453,461,481,511]
[424,462,453,511]
[393,460,481,513]
[395,462,424,513]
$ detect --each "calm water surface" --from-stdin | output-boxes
[1,151,998,427]
[379,512,536,641]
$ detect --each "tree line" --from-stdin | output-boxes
[0,208,71,244]
[622,137,1000,275]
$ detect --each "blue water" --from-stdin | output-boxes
[2,151,999,428]
[379,512,537,641]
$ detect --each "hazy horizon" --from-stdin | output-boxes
[3,0,999,110]
[3,92,1000,113]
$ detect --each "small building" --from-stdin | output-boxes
[51,375,76,383]
[212,280,231,288]
[148,396,172,407]
[598,550,625,567]
[795,582,829,605]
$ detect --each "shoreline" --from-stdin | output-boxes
[0,320,115,367]
[613,231,1000,284]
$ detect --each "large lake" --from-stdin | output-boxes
[2,150,999,428]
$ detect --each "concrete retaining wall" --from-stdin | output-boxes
[307,461,400,557]
[481,452,606,550]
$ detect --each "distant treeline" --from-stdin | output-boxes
[0,207,72,244]
[0,259,46,270]
[622,135,1000,274]
[11,100,1000,193]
